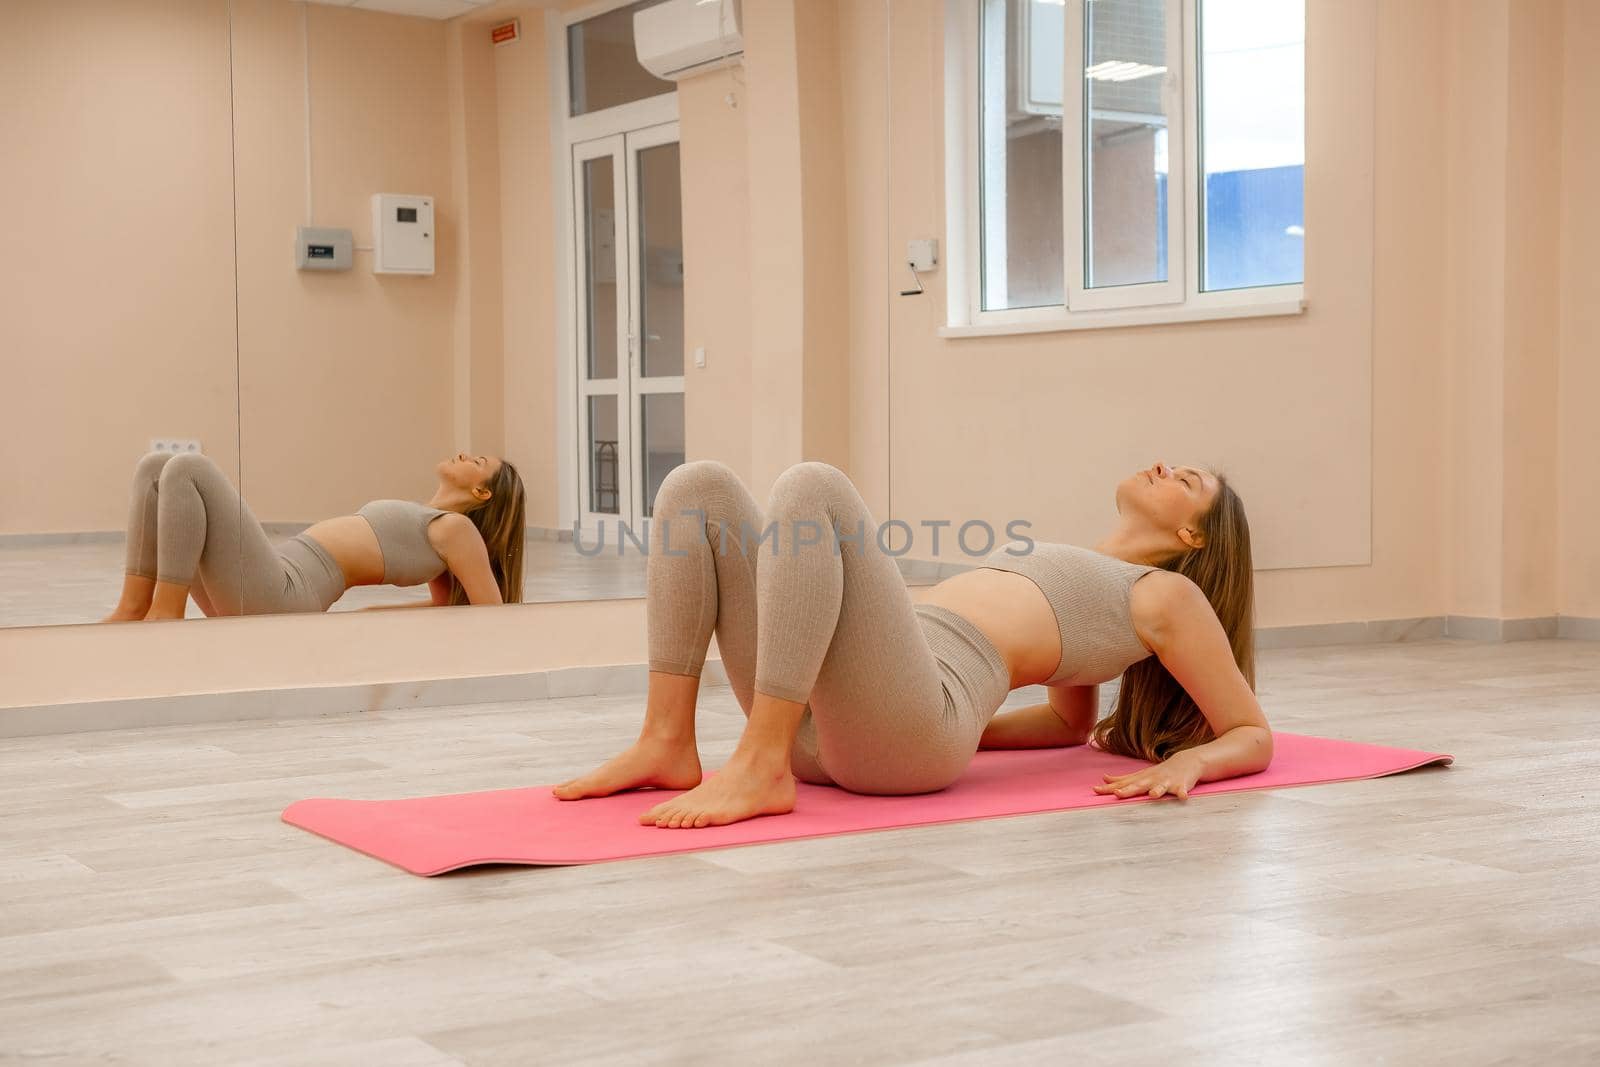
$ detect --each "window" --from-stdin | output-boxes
[953,0,1304,332]
[567,0,676,118]
[1197,0,1305,290]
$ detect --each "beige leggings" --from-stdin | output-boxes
[123,451,345,615]
[646,460,1013,794]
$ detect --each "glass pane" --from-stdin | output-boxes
[1199,0,1305,290]
[2,0,242,627]
[1083,0,1170,289]
[567,0,675,118]
[637,142,683,377]
[640,393,684,518]
[978,0,1065,311]
[582,156,618,380]
[588,395,621,515]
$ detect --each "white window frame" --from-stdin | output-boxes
[1064,0,1184,311]
[942,0,1306,338]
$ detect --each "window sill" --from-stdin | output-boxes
[938,296,1306,338]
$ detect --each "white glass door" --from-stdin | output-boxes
[573,122,684,533]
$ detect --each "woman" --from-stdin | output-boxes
[554,457,1271,826]
[102,450,525,621]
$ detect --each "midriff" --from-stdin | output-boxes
[912,568,1060,691]
[299,515,387,588]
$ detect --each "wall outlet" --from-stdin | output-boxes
[149,438,202,455]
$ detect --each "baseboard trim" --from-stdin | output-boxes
[0,659,730,739]
[1558,616,1600,640]
[0,530,124,547]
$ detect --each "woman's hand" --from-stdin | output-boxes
[1093,750,1204,801]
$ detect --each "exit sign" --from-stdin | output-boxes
[491,19,519,46]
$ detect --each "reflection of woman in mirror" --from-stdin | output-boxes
[554,458,1270,829]
[102,450,525,621]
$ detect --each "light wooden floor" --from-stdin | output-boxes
[2,638,1598,1064]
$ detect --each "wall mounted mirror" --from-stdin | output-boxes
[0,0,243,629]
[2,0,895,629]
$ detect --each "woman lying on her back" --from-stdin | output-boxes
[102,450,524,621]
[555,455,1270,826]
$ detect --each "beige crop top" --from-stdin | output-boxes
[977,540,1161,686]
[356,500,451,587]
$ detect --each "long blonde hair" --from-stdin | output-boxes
[444,460,526,606]
[1090,473,1255,763]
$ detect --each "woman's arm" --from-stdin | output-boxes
[978,685,1097,749]
[354,574,458,611]
[432,514,505,605]
[1094,575,1273,800]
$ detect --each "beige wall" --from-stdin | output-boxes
[7,0,1599,710]
[0,0,241,535]
[793,0,852,475]
[480,4,562,529]
[231,0,458,523]
[883,0,1375,590]
[446,15,508,463]
[859,0,1590,630]
[0,596,662,707]
[838,0,891,516]
[1560,1,1600,620]
[678,71,754,480]
[0,0,559,533]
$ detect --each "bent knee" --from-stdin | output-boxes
[656,458,742,502]
[768,461,853,511]
[157,451,220,487]
[135,451,174,481]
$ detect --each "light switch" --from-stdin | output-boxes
[693,346,706,368]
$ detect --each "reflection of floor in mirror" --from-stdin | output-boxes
[1,638,1597,1061]
[0,536,944,627]
[0,537,651,628]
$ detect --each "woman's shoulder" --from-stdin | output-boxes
[1128,569,1206,651]
[424,509,479,550]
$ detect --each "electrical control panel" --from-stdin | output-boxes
[294,226,353,271]
[371,194,434,275]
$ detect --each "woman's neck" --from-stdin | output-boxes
[427,486,474,513]
[1092,528,1174,569]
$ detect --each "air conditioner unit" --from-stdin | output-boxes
[634,0,743,82]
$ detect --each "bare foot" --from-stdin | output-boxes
[552,736,704,800]
[637,757,795,829]
[100,609,145,623]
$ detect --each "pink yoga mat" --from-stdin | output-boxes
[282,732,1450,876]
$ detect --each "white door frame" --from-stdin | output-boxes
[550,4,679,540]
[571,135,634,532]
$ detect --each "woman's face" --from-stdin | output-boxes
[1117,461,1220,545]
[438,452,503,498]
